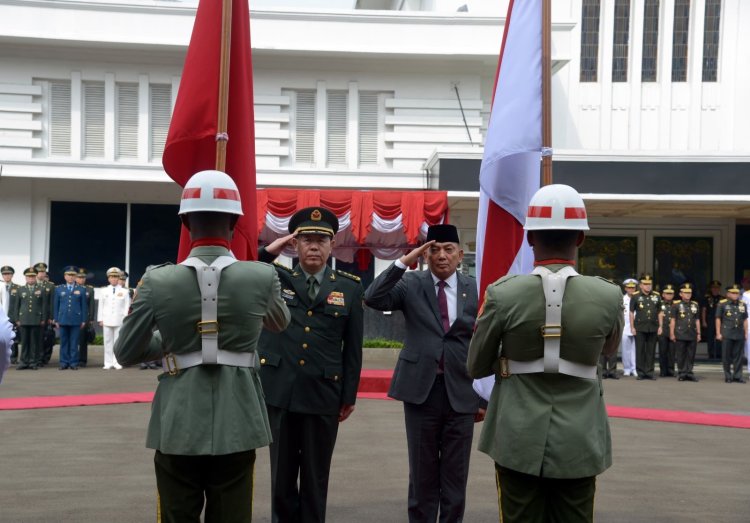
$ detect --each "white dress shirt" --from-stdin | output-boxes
[395,259,458,326]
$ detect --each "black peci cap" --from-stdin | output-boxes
[426,224,460,244]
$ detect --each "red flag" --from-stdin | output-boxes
[163,0,258,261]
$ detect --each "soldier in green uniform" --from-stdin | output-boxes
[630,273,661,380]
[468,184,623,523]
[114,170,290,522]
[75,268,96,368]
[657,284,676,377]
[10,267,47,370]
[34,262,56,366]
[1,266,20,364]
[670,282,701,382]
[715,283,748,383]
[701,280,723,360]
[257,206,364,523]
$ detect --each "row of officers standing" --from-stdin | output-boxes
[601,274,748,383]
[0,264,134,371]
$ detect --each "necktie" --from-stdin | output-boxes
[113,287,115,294]
[437,280,450,332]
[68,285,73,291]
[307,276,317,300]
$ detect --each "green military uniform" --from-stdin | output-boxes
[468,264,623,522]
[657,285,676,377]
[670,285,700,381]
[715,285,747,383]
[114,245,290,521]
[33,263,56,366]
[630,274,661,380]
[2,266,20,364]
[76,270,96,367]
[11,268,48,369]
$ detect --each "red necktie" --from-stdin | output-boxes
[437,280,450,333]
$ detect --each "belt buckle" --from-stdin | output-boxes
[499,357,511,378]
[164,354,179,376]
[541,324,562,338]
[197,320,219,334]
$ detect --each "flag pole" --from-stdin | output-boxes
[541,0,553,186]
[215,0,233,171]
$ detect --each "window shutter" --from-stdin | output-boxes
[326,91,347,166]
[358,92,379,165]
[150,84,172,161]
[116,84,139,160]
[83,82,105,158]
[294,90,316,165]
[49,81,71,157]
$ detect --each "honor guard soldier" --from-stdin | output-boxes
[670,283,701,382]
[468,184,623,523]
[701,280,723,360]
[54,266,88,370]
[1,266,20,364]
[76,268,96,368]
[34,262,56,366]
[258,206,364,523]
[630,273,661,380]
[10,267,47,370]
[115,170,290,522]
[715,284,748,383]
[657,284,676,377]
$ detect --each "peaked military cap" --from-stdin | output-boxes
[639,273,653,284]
[0,266,14,275]
[289,207,339,237]
[76,268,88,277]
[679,282,693,292]
[726,283,741,293]
[119,271,129,279]
[106,267,122,277]
[662,284,675,293]
[23,266,38,276]
[63,265,78,275]
[623,278,638,288]
[709,280,722,288]
[426,224,460,244]
[34,262,48,272]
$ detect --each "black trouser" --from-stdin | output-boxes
[599,353,617,376]
[10,324,18,362]
[635,331,658,378]
[495,465,596,523]
[705,328,719,359]
[404,375,474,523]
[42,324,55,364]
[722,338,745,381]
[675,338,697,378]
[18,325,41,368]
[657,335,675,376]
[267,406,339,523]
[154,450,256,523]
[78,323,89,365]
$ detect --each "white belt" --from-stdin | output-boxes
[163,350,257,374]
[508,357,598,379]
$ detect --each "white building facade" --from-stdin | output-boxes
[0,0,748,292]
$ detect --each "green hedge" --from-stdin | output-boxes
[363,337,403,349]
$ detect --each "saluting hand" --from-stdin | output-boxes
[265,233,296,256]
[399,240,436,268]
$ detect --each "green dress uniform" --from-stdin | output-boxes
[114,245,290,522]
[657,291,676,376]
[11,278,48,369]
[39,279,56,365]
[467,264,623,523]
[3,280,20,363]
[257,252,364,523]
[630,286,661,379]
[701,282,723,359]
[715,295,747,383]
[78,281,96,367]
[671,298,700,381]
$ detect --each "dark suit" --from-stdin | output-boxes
[258,255,364,523]
[78,284,95,366]
[365,262,482,523]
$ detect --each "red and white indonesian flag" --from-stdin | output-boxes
[476,0,543,300]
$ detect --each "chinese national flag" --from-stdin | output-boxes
[163,0,258,261]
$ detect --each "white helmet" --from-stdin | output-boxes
[178,170,243,216]
[523,184,589,231]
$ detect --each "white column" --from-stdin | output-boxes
[598,0,616,149]
[688,0,706,150]
[70,71,82,161]
[138,74,149,163]
[104,72,115,161]
[347,81,358,170]
[720,0,741,151]
[658,0,676,150]
[315,80,326,169]
[629,0,645,149]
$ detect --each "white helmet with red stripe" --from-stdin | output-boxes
[178,170,243,216]
[523,184,589,231]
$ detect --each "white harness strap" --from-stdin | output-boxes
[506,265,598,380]
[162,255,256,373]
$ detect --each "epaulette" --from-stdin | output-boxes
[632,291,641,296]
[652,291,661,296]
[151,262,173,270]
[595,276,620,287]
[335,269,361,282]
[719,298,728,303]
[273,262,294,274]
[490,274,518,288]
[691,300,699,305]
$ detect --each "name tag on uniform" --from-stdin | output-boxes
[740,305,746,313]
[74,290,81,295]
[327,291,345,307]
[281,288,296,301]
[116,292,124,298]
[60,292,66,296]
[34,290,41,296]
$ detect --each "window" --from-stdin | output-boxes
[612,0,631,82]
[116,84,139,160]
[326,91,348,166]
[49,81,71,157]
[83,82,105,159]
[580,0,601,82]
[671,0,691,82]
[641,0,660,82]
[702,0,721,82]
[358,92,380,166]
[293,90,316,165]
[149,84,172,161]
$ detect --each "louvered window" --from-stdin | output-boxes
[326,91,348,166]
[294,90,316,165]
[641,0,660,82]
[49,81,71,157]
[671,0,691,82]
[580,0,601,82]
[359,92,380,166]
[702,0,721,82]
[612,0,631,82]
[116,84,139,160]
[83,82,105,158]
[150,84,172,161]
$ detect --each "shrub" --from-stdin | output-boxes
[363,337,403,349]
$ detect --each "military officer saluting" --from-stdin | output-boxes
[10,267,47,370]
[657,284,676,377]
[630,273,661,380]
[715,283,748,383]
[670,283,701,382]
[258,206,364,523]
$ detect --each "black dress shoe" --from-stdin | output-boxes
[726,378,733,383]
[610,374,620,380]
[685,375,698,382]
[70,366,79,370]
[16,364,29,370]
[59,366,68,370]
[646,376,657,380]
[139,363,149,370]
[678,376,686,381]
[636,376,643,380]
[734,378,746,384]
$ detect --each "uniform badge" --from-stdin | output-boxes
[650,295,658,303]
[34,290,41,296]
[740,304,746,313]
[281,288,296,301]
[311,209,322,221]
[116,292,124,298]
[690,304,698,314]
[639,303,644,309]
[726,311,732,317]
[327,291,345,306]
[74,290,81,295]
[60,291,66,296]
